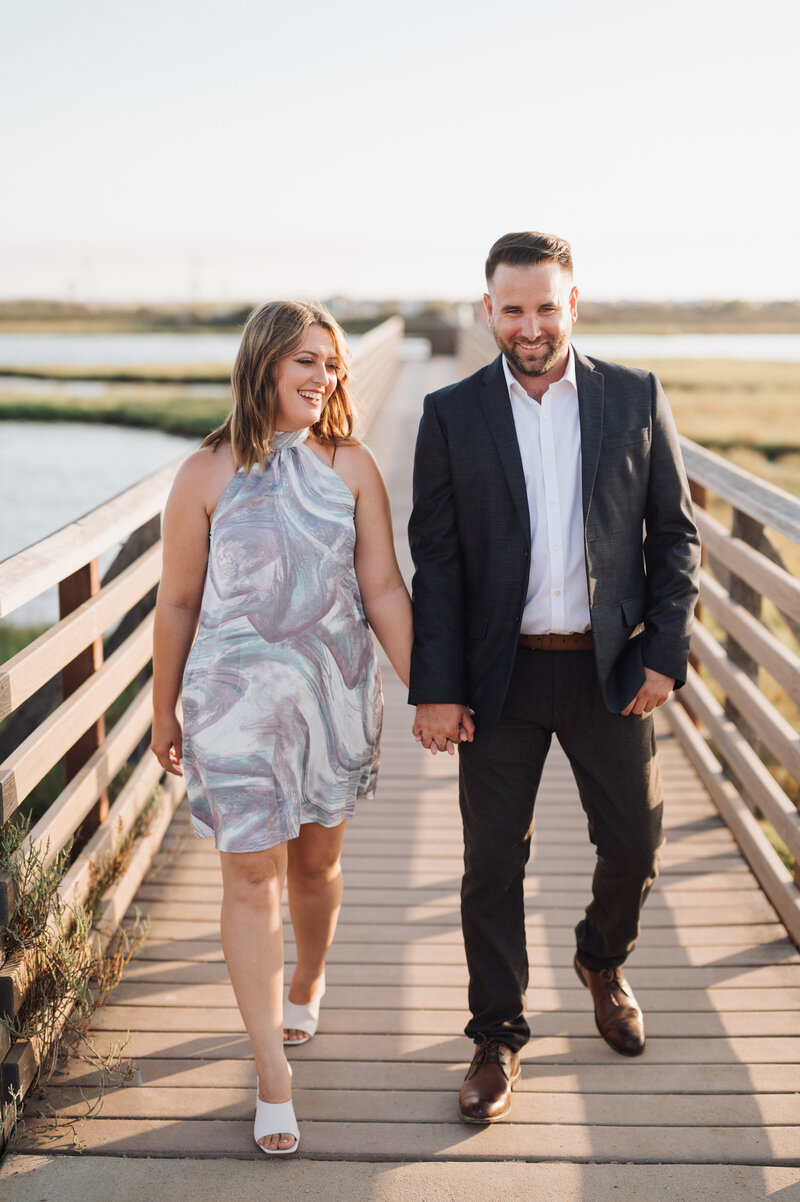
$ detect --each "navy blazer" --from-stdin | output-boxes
[408,349,701,728]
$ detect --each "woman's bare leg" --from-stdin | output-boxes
[284,821,347,1041]
[219,844,294,1151]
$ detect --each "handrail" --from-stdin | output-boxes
[456,322,800,945]
[0,315,405,1136]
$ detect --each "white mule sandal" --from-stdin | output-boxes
[254,1095,299,1155]
[283,972,326,1045]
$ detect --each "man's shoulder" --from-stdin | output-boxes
[425,356,501,410]
[578,350,653,385]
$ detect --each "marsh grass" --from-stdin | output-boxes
[0,797,155,1147]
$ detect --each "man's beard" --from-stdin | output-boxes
[492,330,568,378]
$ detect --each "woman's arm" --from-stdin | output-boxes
[151,449,227,774]
[333,443,413,687]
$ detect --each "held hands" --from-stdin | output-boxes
[413,703,475,755]
[621,668,675,717]
[151,712,184,776]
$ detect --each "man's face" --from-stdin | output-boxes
[484,261,578,385]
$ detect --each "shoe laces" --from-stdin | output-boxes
[470,1039,509,1076]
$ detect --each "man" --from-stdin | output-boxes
[408,231,700,1124]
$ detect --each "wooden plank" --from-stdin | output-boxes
[0,615,154,821]
[666,696,800,946]
[680,436,800,546]
[699,568,800,708]
[85,1005,800,1038]
[0,460,180,620]
[33,1084,800,1127]
[48,1053,800,1095]
[690,621,800,784]
[678,667,800,858]
[118,939,800,974]
[695,505,800,625]
[0,543,161,722]
[17,683,155,869]
[11,1116,800,1163]
[58,558,108,834]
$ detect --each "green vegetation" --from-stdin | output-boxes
[0,390,227,438]
[0,810,151,1147]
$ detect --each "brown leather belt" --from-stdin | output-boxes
[519,632,594,651]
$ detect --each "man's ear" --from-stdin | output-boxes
[483,292,493,323]
[569,285,579,324]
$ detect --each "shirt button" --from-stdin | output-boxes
[553,544,560,552]
[554,590,561,596]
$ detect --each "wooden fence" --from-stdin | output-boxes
[458,324,800,945]
[0,315,404,1138]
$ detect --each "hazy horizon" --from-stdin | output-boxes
[4,0,798,306]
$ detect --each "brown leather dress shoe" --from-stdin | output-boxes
[459,1039,521,1123]
[574,953,645,1056]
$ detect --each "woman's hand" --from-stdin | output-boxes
[151,711,184,776]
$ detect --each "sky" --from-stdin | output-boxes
[2,0,799,303]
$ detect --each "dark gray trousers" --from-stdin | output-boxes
[458,646,664,1052]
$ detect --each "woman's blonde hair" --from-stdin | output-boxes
[202,300,355,471]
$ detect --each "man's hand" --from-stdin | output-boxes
[621,668,675,717]
[413,703,475,755]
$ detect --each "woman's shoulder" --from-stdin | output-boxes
[171,442,236,511]
[308,438,382,502]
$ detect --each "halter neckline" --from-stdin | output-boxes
[272,428,311,452]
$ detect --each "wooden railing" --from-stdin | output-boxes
[457,324,800,945]
[666,444,800,944]
[0,315,404,1136]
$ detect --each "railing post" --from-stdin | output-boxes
[725,510,764,751]
[682,480,708,726]
[59,559,108,836]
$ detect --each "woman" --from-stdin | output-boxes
[151,300,413,1155]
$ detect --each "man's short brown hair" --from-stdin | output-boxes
[485,231,573,285]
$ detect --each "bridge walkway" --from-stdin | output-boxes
[6,358,800,1187]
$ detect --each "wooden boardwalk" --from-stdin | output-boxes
[12,359,800,1169]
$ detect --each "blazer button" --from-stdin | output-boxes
[523,549,529,559]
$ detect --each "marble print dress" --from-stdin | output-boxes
[181,429,382,853]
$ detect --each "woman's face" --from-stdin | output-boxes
[274,324,339,431]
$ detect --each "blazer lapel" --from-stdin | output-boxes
[480,355,531,540]
[575,349,604,523]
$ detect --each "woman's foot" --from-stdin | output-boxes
[254,1094,299,1154]
[284,970,326,1044]
[255,1062,296,1152]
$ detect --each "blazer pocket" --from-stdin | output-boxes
[621,594,646,629]
[467,610,488,640]
[603,427,650,450]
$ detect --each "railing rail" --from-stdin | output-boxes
[0,316,404,1138]
[456,323,800,944]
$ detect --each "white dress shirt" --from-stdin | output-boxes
[503,347,591,635]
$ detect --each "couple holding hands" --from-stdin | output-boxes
[151,230,700,1154]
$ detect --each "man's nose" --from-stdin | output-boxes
[519,314,540,341]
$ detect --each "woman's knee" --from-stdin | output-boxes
[289,849,342,889]
[221,846,287,902]
[287,824,345,887]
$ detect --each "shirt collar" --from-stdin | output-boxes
[502,343,577,400]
